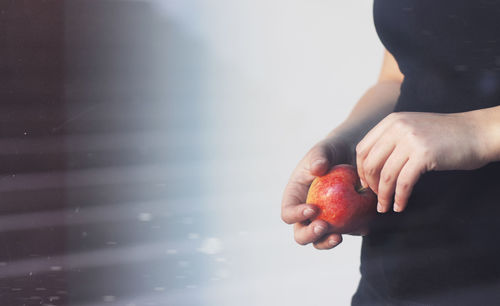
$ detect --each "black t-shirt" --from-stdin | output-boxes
[352,1,500,305]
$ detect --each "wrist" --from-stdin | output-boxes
[466,106,500,164]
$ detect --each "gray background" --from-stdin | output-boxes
[0,1,383,305]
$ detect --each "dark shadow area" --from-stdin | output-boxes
[0,0,207,305]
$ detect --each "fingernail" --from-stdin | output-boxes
[329,239,339,247]
[377,202,384,213]
[394,202,401,212]
[303,208,315,218]
[312,159,325,169]
[314,225,326,235]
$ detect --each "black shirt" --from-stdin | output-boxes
[352,1,500,305]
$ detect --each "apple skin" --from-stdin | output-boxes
[306,164,377,234]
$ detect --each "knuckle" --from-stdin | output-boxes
[355,142,366,157]
[393,118,408,130]
[363,161,377,176]
[407,131,426,147]
[366,167,377,177]
[392,119,402,129]
[398,180,411,192]
[407,131,419,142]
[380,171,392,184]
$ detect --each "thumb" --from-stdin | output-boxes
[308,139,349,177]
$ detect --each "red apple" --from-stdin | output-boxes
[306,164,377,234]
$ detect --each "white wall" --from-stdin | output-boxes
[157,1,384,305]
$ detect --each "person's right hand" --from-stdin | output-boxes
[281,135,354,250]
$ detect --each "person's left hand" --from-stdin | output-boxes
[355,111,489,213]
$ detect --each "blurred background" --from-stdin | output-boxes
[0,1,382,305]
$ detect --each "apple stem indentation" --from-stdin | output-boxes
[356,186,369,194]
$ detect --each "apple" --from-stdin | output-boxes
[306,164,377,234]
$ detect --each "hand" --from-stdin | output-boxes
[356,111,489,213]
[281,136,356,250]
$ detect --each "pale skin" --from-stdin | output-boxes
[281,49,500,249]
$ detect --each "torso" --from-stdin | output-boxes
[353,1,500,305]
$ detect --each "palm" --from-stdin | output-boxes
[281,136,360,250]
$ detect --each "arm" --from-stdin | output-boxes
[355,65,500,214]
[335,49,404,140]
[281,50,403,250]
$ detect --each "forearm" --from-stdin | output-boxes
[328,80,402,150]
[468,105,500,164]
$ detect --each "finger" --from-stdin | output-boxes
[307,140,348,177]
[356,114,397,186]
[377,145,409,213]
[281,141,343,225]
[293,219,329,245]
[356,151,367,188]
[313,233,343,250]
[394,158,424,212]
[361,137,396,194]
[281,203,318,225]
[281,180,310,219]
[281,143,337,212]
[309,156,330,177]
